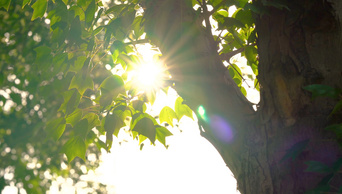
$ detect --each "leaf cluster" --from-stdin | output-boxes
[0,0,263,192]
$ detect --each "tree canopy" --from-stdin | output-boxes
[1,0,342,193]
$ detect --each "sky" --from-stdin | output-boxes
[92,43,243,194]
[94,87,241,194]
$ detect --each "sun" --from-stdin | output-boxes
[130,60,168,94]
[132,62,165,90]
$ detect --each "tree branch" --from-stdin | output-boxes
[125,39,149,45]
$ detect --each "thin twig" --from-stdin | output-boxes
[196,0,203,6]
[125,39,149,45]
[91,52,108,72]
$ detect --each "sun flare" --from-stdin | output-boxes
[130,60,168,94]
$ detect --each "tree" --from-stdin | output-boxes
[1,0,342,193]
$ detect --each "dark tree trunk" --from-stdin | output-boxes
[143,0,342,193]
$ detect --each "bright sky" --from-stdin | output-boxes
[91,43,253,194]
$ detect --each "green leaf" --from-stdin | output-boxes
[52,53,68,73]
[66,109,83,127]
[132,117,156,143]
[104,113,125,150]
[99,75,125,107]
[325,124,342,138]
[22,0,31,8]
[73,119,89,139]
[222,17,245,29]
[281,139,309,162]
[93,26,105,36]
[83,113,101,130]
[62,136,86,162]
[100,75,125,91]
[105,4,126,14]
[58,89,81,115]
[0,0,11,10]
[156,126,173,147]
[110,40,126,54]
[240,86,247,96]
[303,84,340,99]
[329,100,342,116]
[69,5,85,21]
[69,72,94,95]
[113,105,131,121]
[131,100,146,112]
[138,134,147,145]
[235,9,254,27]
[69,56,87,72]
[31,0,47,21]
[305,161,331,173]
[228,63,242,79]
[85,0,95,25]
[132,15,144,38]
[34,46,52,70]
[217,10,228,17]
[159,106,177,127]
[46,117,66,141]
[68,16,83,45]
[175,97,193,120]
[244,45,258,64]
[238,0,248,7]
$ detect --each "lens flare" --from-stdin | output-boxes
[198,105,206,119]
[209,115,234,143]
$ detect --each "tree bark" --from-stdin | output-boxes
[143,0,342,193]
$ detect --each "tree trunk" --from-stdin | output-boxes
[143,0,342,193]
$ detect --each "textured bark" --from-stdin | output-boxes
[143,0,342,193]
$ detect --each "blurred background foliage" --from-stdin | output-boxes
[0,1,107,192]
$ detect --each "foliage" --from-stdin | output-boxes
[304,84,342,193]
[0,0,261,192]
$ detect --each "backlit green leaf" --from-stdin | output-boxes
[83,113,101,130]
[99,75,125,107]
[58,89,81,115]
[156,126,173,147]
[66,109,83,127]
[235,9,254,27]
[175,97,193,120]
[244,45,257,64]
[31,0,47,21]
[85,0,95,25]
[22,0,31,8]
[69,56,87,73]
[73,119,89,139]
[104,113,125,149]
[0,0,11,10]
[69,5,85,21]
[159,106,177,127]
[132,117,156,143]
[62,136,86,162]
[69,72,94,95]
[46,117,66,141]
